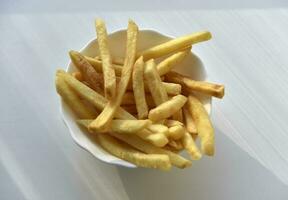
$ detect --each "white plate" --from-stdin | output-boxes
[61,30,211,168]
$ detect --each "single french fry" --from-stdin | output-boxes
[172,108,183,122]
[182,132,202,160]
[167,125,185,140]
[77,119,151,135]
[127,81,181,96]
[55,75,97,119]
[168,140,184,151]
[97,134,171,170]
[187,95,214,156]
[95,19,116,99]
[138,31,212,61]
[166,71,225,98]
[109,132,191,168]
[132,56,149,119]
[183,106,197,134]
[90,20,138,132]
[69,51,103,93]
[72,71,84,81]
[144,59,168,105]
[57,71,168,147]
[148,95,187,122]
[85,56,122,76]
[156,47,191,76]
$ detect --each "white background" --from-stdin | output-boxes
[1,0,288,199]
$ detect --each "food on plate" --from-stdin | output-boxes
[132,56,148,119]
[55,19,224,170]
[166,71,225,98]
[138,31,211,61]
[89,20,138,132]
[148,95,187,122]
[95,19,116,99]
[187,95,215,156]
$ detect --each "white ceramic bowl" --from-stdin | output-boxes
[61,30,211,168]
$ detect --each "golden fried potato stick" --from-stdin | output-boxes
[187,95,214,156]
[90,20,138,132]
[84,56,122,76]
[148,95,187,122]
[168,140,184,151]
[167,125,185,140]
[166,71,225,98]
[69,50,103,93]
[57,71,168,147]
[109,132,191,168]
[182,132,202,160]
[55,75,98,119]
[156,47,191,76]
[138,31,212,61]
[95,19,116,99]
[172,108,183,122]
[127,81,181,96]
[144,59,168,106]
[77,119,151,135]
[132,56,149,119]
[97,134,171,170]
[183,106,197,134]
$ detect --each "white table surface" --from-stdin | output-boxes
[1,1,288,199]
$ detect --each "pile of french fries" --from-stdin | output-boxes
[55,19,225,170]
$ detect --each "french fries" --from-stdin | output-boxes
[187,95,214,156]
[144,59,168,105]
[97,134,171,170]
[69,50,103,93]
[57,71,167,146]
[182,132,202,160]
[95,19,116,99]
[84,56,123,76]
[55,19,225,169]
[77,119,151,134]
[109,132,191,168]
[55,75,97,119]
[138,31,211,60]
[132,56,149,119]
[89,20,138,132]
[148,95,187,122]
[157,47,191,76]
[183,106,197,134]
[166,71,225,98]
